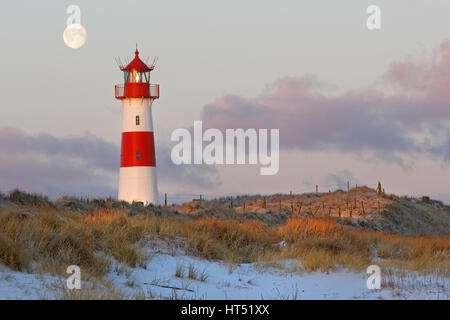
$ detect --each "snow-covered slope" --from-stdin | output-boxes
[1,244,447,300]
[0,266,61,299]
[108,246,449,300]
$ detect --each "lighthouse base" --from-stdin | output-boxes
[118,167,158,205]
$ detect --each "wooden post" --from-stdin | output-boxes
[243,202,246,211]
[316,185,318,194]
[291,199,294,212]
[263,197,267,209]
[328,207,331,216]
[279,199,282,210]
[313,205,320,216]
[377,200,380,215]
[164,193,167,207]
[361,201,365,216]
[338,207,341,217]
[347,181,350,193]
[298,203,302,214]
[322,201,325,215]
[229,197,233,209]
[200,194,202,200]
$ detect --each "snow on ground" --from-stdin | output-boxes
[0,265,61,299]
[108,244,450,300]
[0,244,448,300]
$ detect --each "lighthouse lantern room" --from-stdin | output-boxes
[115,48,160,204]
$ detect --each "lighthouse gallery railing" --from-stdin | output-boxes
[115,84,160,99]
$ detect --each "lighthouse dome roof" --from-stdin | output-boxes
[121,49,153,72]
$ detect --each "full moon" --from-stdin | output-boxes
[63,23,87,49]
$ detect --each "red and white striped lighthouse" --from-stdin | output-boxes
[115,48,160,204]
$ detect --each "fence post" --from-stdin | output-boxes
[229,197,233,209]
[263,197,267,209]
[279,199,282,210]
[291,199,294,212]
[164,193,167,207]
[361,201,365,216]
[316,185,318,194]
[243,202,246,211]
[313,205,320,216]
[338,207,341,217]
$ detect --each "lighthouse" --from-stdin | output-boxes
[115,48,160,204]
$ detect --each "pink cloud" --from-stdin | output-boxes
[385,40,450,107]
[201,40,450,163]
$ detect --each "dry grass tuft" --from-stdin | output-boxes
[0,206,151,278]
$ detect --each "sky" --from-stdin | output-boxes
[0,1,450,203]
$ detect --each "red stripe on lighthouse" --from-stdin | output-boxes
[120,131,156,167]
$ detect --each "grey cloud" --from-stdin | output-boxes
[0,127,220,199]
[324,170,356,190]
[0,127,118,171]
[157,145,222,189]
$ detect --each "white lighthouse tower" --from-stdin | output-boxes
[115,48,160,204]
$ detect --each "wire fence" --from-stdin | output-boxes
[162,181,386,208]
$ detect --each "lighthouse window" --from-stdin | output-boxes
[131,70,141,83]
[127,70,148,83]
[124,71,129,83]
[136,151,141,161]
[136,115,140,126]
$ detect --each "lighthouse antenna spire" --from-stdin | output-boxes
[115,57,124,69]
[114,57,121,69]
[150,57,158,69]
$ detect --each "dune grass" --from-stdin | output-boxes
[0,206,149,279]
[0,191,448,281]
